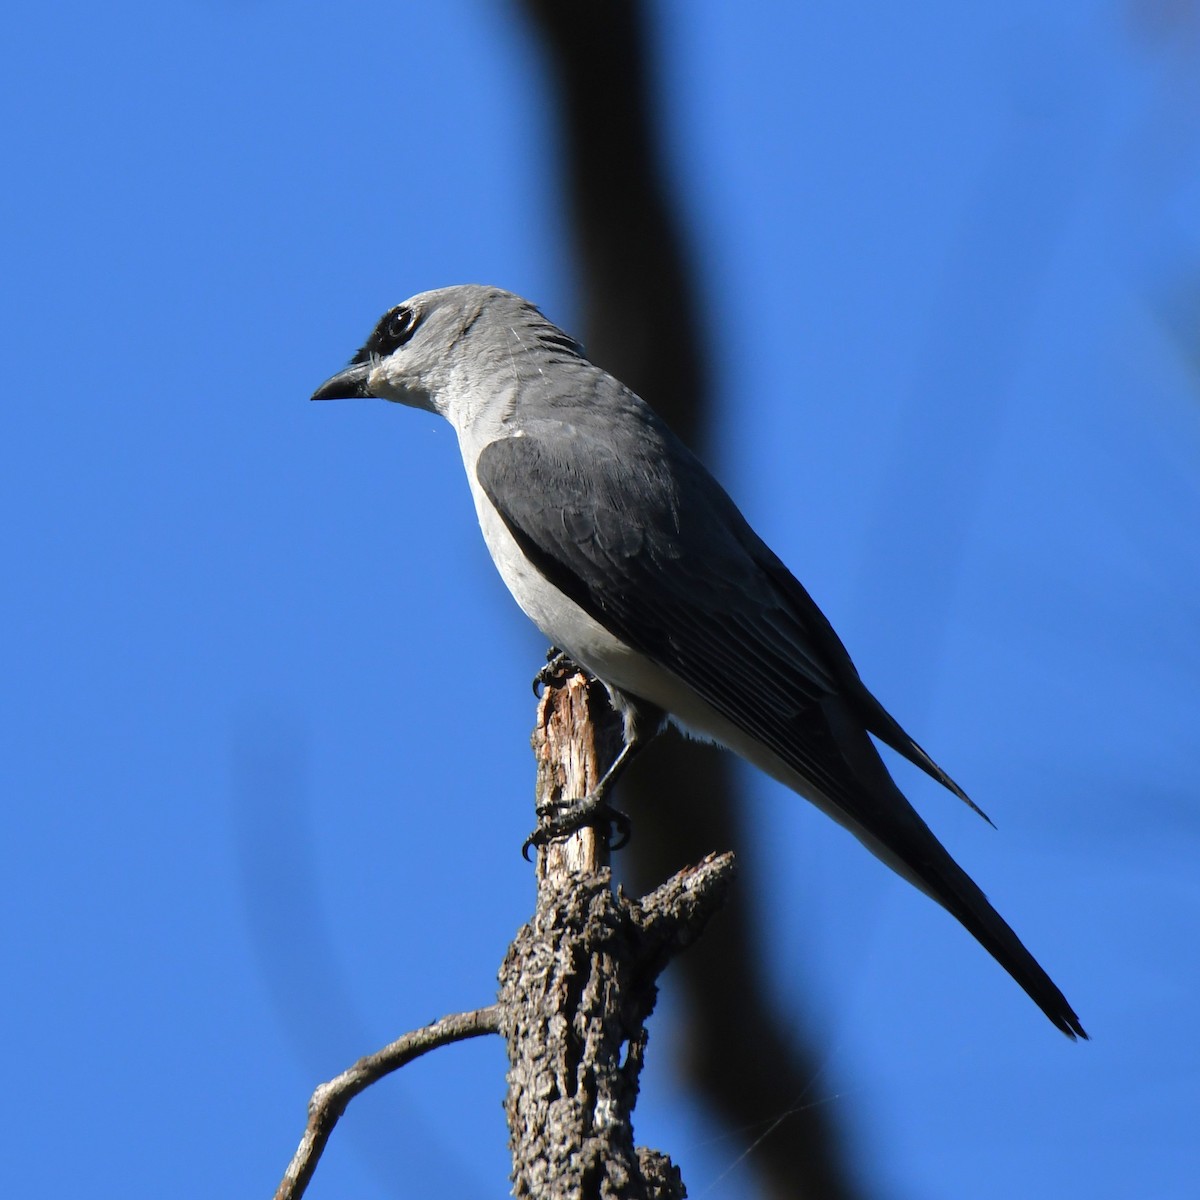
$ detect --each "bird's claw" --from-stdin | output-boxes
[521,795,632,860]
[532,647,585,696]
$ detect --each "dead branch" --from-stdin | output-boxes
[273,665,734,1200]
[502,666,736,1198]
[274,1005,501,1200]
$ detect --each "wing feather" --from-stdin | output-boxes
[476,430,905,823]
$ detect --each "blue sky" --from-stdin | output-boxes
[3,2,1198,1197]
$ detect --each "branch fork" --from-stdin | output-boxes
[274,667,734,1200]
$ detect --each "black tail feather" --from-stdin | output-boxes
[819,694,1086,1038]
[913,838,1087,1039]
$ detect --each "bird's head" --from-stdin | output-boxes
[310,285,578,425]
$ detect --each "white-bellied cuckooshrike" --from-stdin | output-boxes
[312,284,1086,1039]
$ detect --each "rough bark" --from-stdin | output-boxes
[501,666,735,1198]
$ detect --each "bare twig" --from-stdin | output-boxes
[274,1005,502,1200]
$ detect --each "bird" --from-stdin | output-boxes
[312,283,1086,1039]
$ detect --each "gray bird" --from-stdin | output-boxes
[312,284,1086,1039]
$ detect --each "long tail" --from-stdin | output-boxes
[817,695,1087,1038]
[904,830,1087,1038]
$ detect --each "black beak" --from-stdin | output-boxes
[311,362,374,401]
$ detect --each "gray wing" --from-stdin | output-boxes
[474,426,976,826]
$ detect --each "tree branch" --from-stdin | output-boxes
[274,1005,502,1200]
[273,665,736,1200]
[502,666,736,1198]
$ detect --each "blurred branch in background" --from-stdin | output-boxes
[1156,278,1200,384]
[514,3,865,1198]
[1125,0,1200,391]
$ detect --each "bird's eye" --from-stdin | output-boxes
[380,306,417,351]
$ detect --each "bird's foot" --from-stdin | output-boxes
[521,791,632,860]
[532,647,586,696]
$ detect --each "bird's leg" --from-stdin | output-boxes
[540,733,640,837]
[523,734,638,858]
[523,700,662,859]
